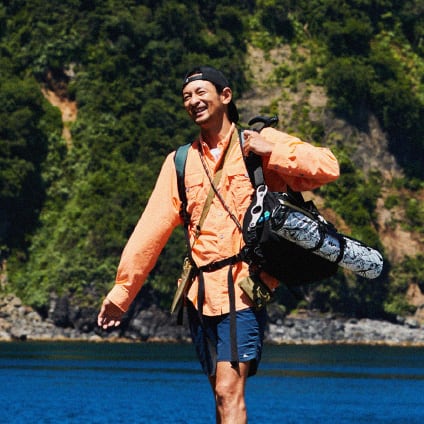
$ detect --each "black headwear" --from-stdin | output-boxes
[182,66,239,123]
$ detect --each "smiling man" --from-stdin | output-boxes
[98,65,340,423]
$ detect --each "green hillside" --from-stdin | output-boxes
[0,0,423,329]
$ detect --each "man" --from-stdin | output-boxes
[98,66,339,423]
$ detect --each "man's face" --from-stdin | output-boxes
[182,79,227,126]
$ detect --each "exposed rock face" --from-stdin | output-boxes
[41,67,77,146]
[1,294,423,346]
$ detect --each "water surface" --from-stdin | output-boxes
[0,342,423,423]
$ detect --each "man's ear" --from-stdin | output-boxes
[220,87,233,105]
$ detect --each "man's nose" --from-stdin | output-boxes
[189,95,200,106]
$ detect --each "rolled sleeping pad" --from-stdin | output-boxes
[272,209,383,279]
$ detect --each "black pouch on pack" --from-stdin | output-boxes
[242,185,338,287]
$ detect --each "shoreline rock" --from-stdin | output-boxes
[266,316,424,346]
[1,294,424,346]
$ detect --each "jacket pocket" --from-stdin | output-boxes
[184,171,206,223]
[225,165,252,216]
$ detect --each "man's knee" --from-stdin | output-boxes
[214,364,247,405]
[215,379,240,401]
[215,386,246,417]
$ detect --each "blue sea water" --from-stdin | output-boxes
[0,341,423,423]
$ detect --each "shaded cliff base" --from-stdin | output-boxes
[1,294,424,346]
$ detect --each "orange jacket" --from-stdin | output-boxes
[107,126,340,315]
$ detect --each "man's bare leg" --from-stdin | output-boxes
[209,361,251,424]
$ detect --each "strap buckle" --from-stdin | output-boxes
[248,184,268,229]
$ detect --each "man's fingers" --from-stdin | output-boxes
[242,130,273,157]
[99,317,120,330]
[97,298,125,330]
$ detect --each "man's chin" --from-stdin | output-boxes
[194,114,209,125]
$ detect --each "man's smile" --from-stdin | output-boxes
[192,106,207,117]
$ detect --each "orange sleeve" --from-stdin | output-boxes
[106,152,182,312]
[261,127,340,191]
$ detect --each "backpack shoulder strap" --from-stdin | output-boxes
[174,142,191,226]
[239,116,306,204]
[238,129,264,187]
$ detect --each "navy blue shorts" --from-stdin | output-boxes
[187,301,267,377]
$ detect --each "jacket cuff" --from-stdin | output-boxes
[106,284,132,312]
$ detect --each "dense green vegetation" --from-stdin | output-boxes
[1,0,423,324]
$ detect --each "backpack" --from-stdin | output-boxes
[240,117,383,285]
[242,181,384,285]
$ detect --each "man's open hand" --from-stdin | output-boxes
[97,298,124,330]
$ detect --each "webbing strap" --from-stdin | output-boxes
[227,265,238,366]
[196,166,223,238]
[198,270,205,317]
[174,143,195,269]
[335,234,346,264]
[175,143,191,226]
[199,254,242,273]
